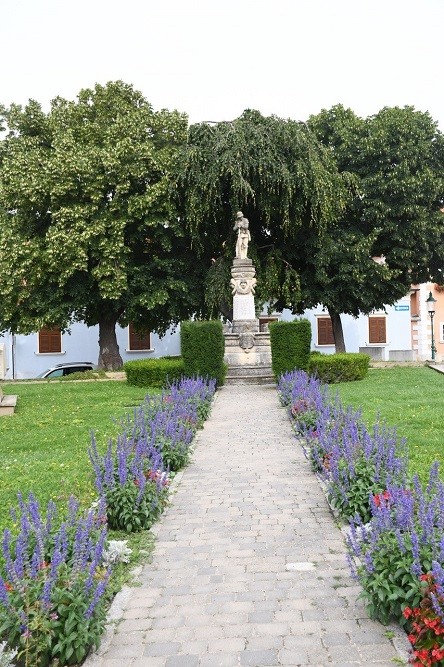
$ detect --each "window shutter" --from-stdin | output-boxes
[129,323,151,351]
[317,318,334,345]
[369,317,386,344]
[39,328,62,353]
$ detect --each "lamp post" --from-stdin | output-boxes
[426,291,437,361]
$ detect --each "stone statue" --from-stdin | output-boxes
[233,211,251,260]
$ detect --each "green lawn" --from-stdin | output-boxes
[332,366,444,483]
[1,368,442,531]
[0,380,152,530]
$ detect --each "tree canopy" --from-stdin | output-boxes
[1,89,442,363]
[305,105,444,349]
[0,81,202,368]
[176,109,348,318]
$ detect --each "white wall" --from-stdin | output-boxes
[0,323,182,380]
[269,296,413,361]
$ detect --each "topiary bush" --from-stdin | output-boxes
[269,319,311,379]
[180,320,226,386]
[308,352,370,383]
[123,357,185,388]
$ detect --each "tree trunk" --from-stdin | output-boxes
[327,307,346,353]
[97,317,123,370]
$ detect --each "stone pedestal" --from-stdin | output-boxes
[224,258,274,384]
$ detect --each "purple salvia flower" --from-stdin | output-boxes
[85,573,110,619]
[0,576,11,608]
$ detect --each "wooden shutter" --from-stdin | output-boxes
[39,328,62,353]
[317,317,334,345]
[129,323,151,351]
[369,317,386,344]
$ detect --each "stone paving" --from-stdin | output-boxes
[85,384,410,667]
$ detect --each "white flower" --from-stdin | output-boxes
[103,540,132,564]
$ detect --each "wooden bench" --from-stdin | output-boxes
[0,386,18,416]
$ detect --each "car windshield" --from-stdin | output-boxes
[37,368,64,378]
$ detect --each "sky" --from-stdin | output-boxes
[1,0,443,130]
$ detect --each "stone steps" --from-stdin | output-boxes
[225,365,275,385]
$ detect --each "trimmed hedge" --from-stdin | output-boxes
[180,320,226,386]
[308,352,370,383]
[123,357,185,388]
[269,319,312,379]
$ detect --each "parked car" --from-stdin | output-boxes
[36,362,95,379]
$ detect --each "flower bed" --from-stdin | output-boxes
[0,376,216,666]
[278,369,444,667]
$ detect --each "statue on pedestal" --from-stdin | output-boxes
[233,211,250,260]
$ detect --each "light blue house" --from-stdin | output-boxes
[0,322,181,380]
[0,294,414,380]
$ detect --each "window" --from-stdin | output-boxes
[128,323,151,351]
[369,317,386,344]
[317,317,334,345]
[258,316,279,331]
[38,328,62,354]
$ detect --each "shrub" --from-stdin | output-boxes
[89,423,170,532]
[309,352,370,383]
[59,370,108,381]
[348,465,444,625]
[180,320,226,386]
[89,377,216,531]
[324,417,408,523]
[269,319,311,379]
[279,370,408,523]
[124,357,185,388]
[0,495,110,667]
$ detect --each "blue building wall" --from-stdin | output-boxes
[0,323,181,380]
[0,296,413,380]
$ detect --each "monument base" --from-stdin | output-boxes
[225,254,274,384]
[224,327,274,385]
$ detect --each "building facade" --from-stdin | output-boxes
[1,285,441,380]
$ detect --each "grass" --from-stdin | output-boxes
[0,379,154,531]
[331,366,444,484]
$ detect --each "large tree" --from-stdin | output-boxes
[177,106,444,352]
[0,81,202,368]
[305,105,444,350]
[176,109,348,319]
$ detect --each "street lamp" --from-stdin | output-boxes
[426,291,437,361]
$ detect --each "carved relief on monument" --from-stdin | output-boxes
[239,331,255,353]
[230,273,257,296]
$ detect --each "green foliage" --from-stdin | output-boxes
[289,398,320,435]
[0,564,108,667]
[156,436,189,472]
[328,454,382,523]
[0,82,202,368]
[176,109,346,316]
[105,479,167,532]
[124,357,185,388]
[58,370,108,381]
[269,319,312,378]
[180,320,226,386]
[305,105,444,347]
[355,531,428,625]
[309,352,370,383]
